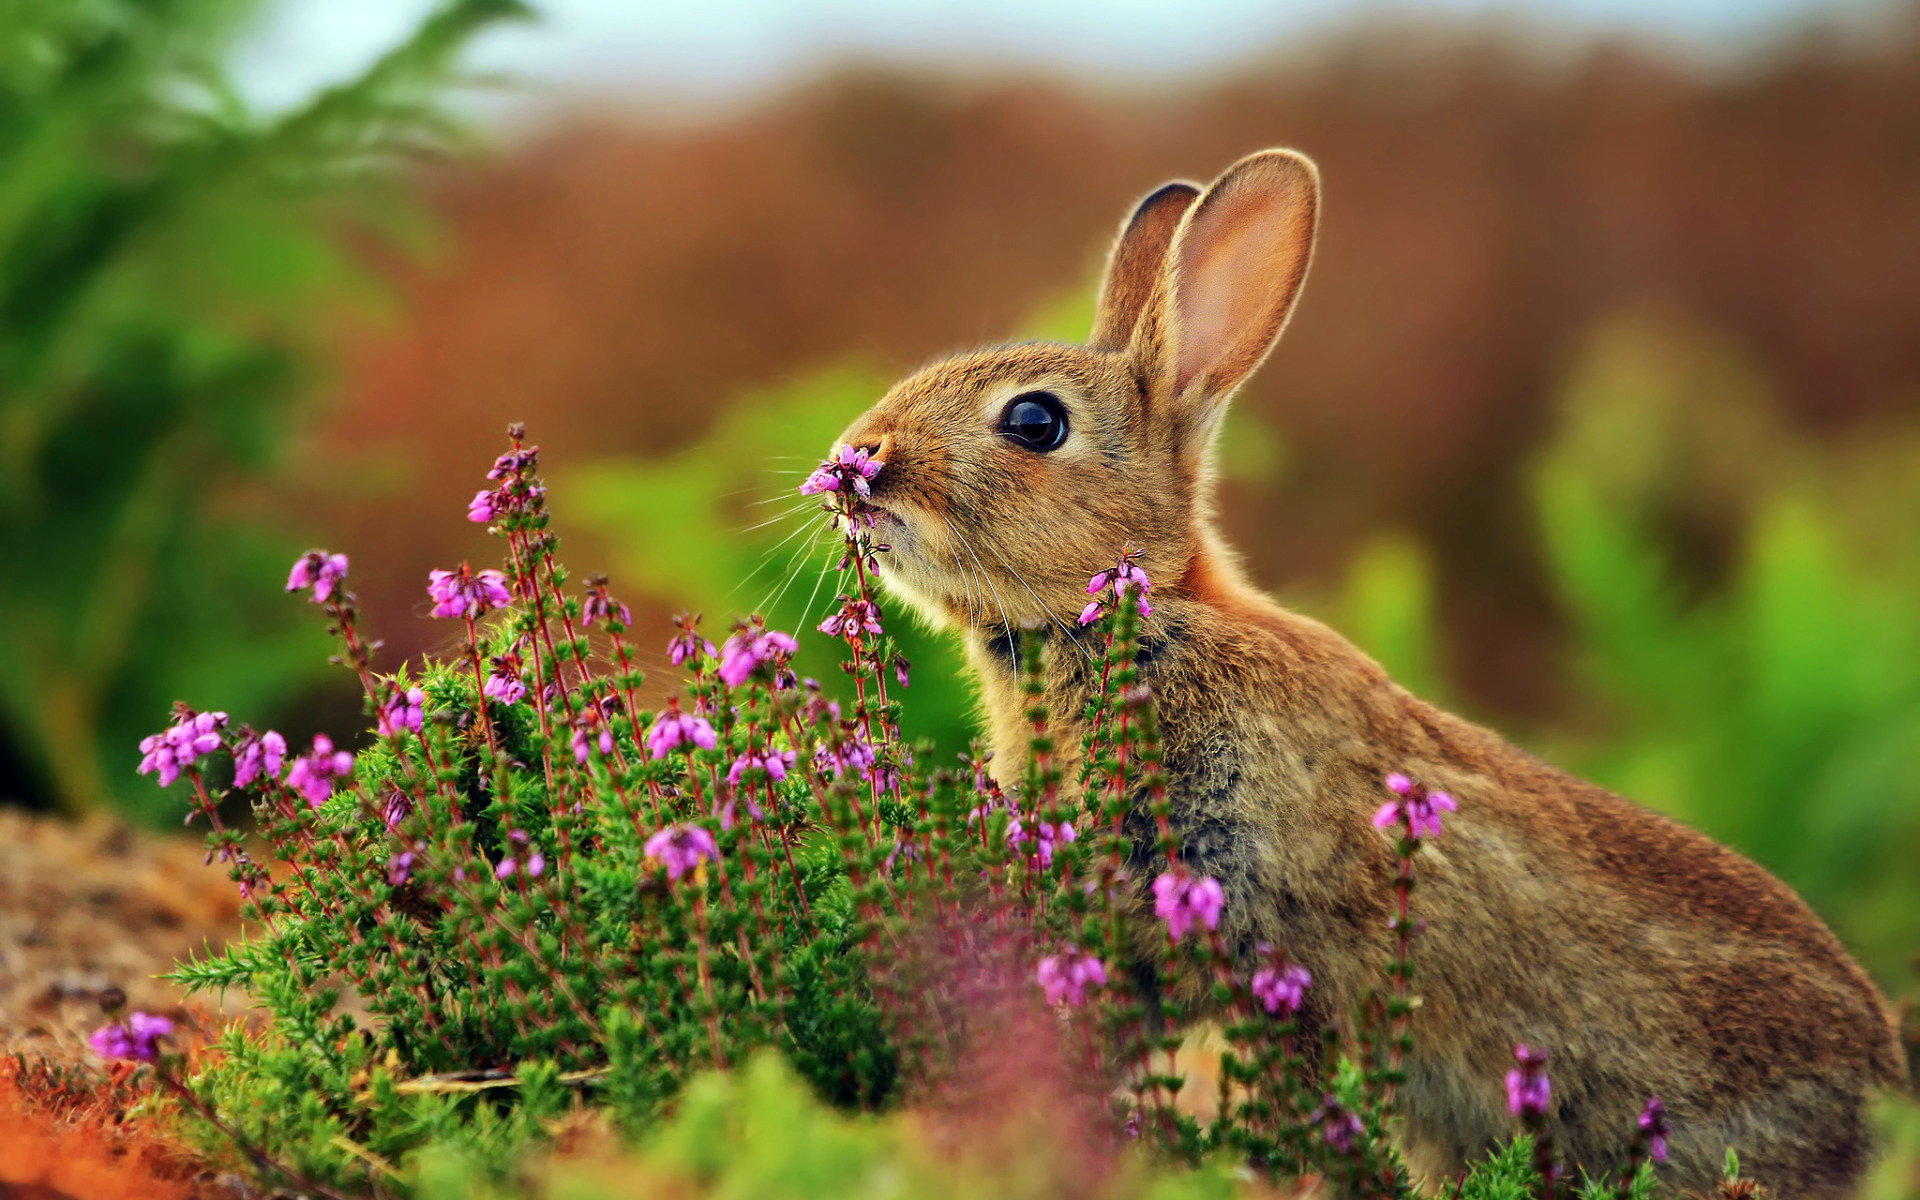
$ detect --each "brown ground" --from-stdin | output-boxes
[0,808,246,1062]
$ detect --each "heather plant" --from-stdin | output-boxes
[108,427,1684,1198]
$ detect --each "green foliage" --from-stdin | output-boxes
[0,0,525,817]
[1531,314,1920,981]
[566,364,978,762]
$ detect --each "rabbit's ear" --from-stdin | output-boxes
[1089,181,1201,352]
[1146,149,1318,440]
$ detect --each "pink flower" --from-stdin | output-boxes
[645,824,719,881]
[1077,600,1104,626]
[377,687,426,738]
[89,1012,174,1062]
[287,551,349,603]
[426,564,512,620]
[798,443,884,499]
[285,734,353,808]
[1082,554,1152,623]
[812,732,875,779]
[388,849,416,886]
[231,729,286,789]
[1152,870,1225,942]
[668,615,718,667]
[1312,1096,1365,1155]
[468,489,504,523]
[646,706,717,759]
[1506,1043,1552,1119]
[484,669,526,705]
[1036,945,1107,1007]
[717,627,799,687]
[488,446,537,480]
[137,710,229,787]
[1637,1096,1669,1163]
[1372,772,1458,840]
[526,852,545,879]
[1251,961,1312,1016]
[1008,816,1076,869]
[727,747,795,786]
[818,597,884,639]
[583,577,631,628]
[571,719,615,764]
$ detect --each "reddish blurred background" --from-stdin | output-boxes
[305,14,1920,724]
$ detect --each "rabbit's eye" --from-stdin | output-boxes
[998,391,1069,453]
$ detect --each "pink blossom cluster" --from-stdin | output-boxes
[89,1011,173,1062]
[1007,815,1076,869]
[286,734,354,808]
[818,596,883,639]
[728,747,795,786]
[645,824,719,881]
[1506,1043,1552,1118]
[427,564,511,620]
[377,687,426,737]
[798,442,884,499]
[1152,869,1225,942]
[1079,553,1152,626]
[286,551,349,604]
[646,705,717,759]
[1036,945,1107,1007]
[137,710,228,787]
[1251,960,1312,1017]
[1373,771,1458,840]
[232,728,287,789]
[717,626,799,687]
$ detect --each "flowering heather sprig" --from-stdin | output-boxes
[89,1011,173,1063]
[137,709,227,787]
[1007,814,1076,869]
[1373,771,1457,840]
[571,712,615,764]
[582,575,631,629]
[717,625,799,688]
[1036,945,1108,1007]
[646,704,717,759]
[645,824,719,881]
[1152,869,1225,942]
[377,687,426,738]
[484,653,528,704]
[1312,1095,1366,1156]
[1251,959,1313,1017]
[668,612,718,667]
[427,563,512,620]
[798,442,883,499]
[1506,1043,1551,1119]
[1637,1097,1669,1163]
[818,596,883,639]
[231,728,286,789]
[284,734,353,808]
[1080,550,1152,625]
[727,747,795,786]
[286,551,348,604]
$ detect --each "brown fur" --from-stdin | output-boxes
[831,150,1906,1197]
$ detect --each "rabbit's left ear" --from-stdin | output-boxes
[1089,181,1201,352]
[1145,150,1319,442]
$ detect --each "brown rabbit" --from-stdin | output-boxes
[830,150,1907,1195]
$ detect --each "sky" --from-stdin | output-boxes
[230,0,1889,120]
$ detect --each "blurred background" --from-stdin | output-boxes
[2,0,1918,990]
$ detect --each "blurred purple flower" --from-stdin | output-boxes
[583,577,631,628]
[645,824,719,881]
[799,443,884,499]
[137,710,228,787]
[467,489,505,523]
[1312,1096,1365,1155]
[1373,772,1457,840]
[646,706,717,759]
[287,551,349,604]
[1251,961,1312,1017]
[668,614,718,667]
[285,734,353,808]
[717,627,799,687]
[526,852,545,879]
[230,728,285,789]
[1008,816,1076,869]
[728,747,795,786]
[382,788,412,831]
[427,565,512,620]
[485,667,526,705]
[388,849,416,886]
[571,719,615,764]
[1638,1096,1669,1163]
[89,1011,173,1062]
[1152,870,1225,942]
[1506,1043,1552,1119]
[488,447,537,480]
[818,597,883,639]
[1036,945,1107,1007]
[377,687,426,738]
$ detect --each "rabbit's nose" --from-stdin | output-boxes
[850,432,893,469]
